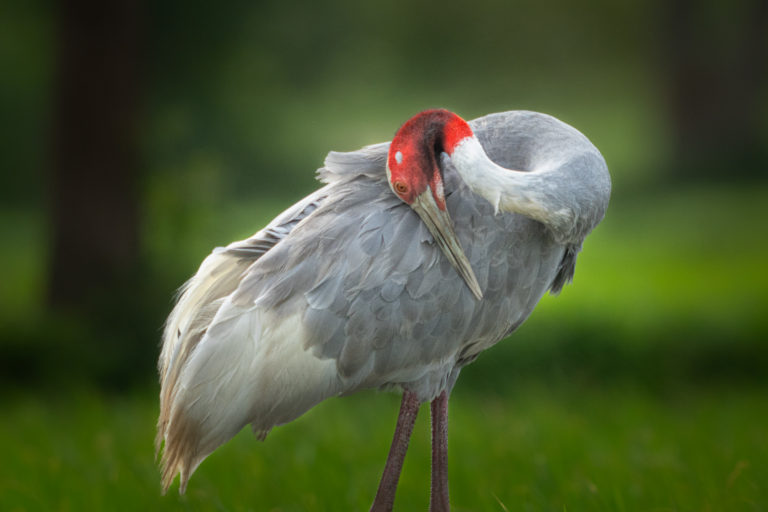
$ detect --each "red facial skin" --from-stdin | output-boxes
[387,110,474,210]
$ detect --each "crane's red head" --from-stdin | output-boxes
[386,109,474,210]
[385,109,482,299]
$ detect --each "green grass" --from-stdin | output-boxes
[1,184,767,511]
[1,383,766,511]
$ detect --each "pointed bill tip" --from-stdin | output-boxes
[411,190,483,301]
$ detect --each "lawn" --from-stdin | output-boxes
[1,382,766,511]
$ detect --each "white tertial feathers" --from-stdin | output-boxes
[159,305,342,493]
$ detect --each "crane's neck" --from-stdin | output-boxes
[449,136,578,243]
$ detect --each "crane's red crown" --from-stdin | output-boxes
[387,109,474,210]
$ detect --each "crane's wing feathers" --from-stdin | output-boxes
[224,147,564,397]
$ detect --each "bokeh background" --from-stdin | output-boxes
[2,0,767,510]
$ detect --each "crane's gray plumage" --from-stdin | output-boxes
[157,110,610,494]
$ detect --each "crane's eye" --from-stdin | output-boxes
[394,181,409,195]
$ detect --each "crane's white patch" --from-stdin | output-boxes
[395,150,403,164]
[434,176,444,202]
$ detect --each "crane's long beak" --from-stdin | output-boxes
[411,190,483,300]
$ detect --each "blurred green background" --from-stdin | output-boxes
[1,0,767,510]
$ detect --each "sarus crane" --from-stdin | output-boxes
[157,109,611,510]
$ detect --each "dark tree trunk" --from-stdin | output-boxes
[660,0,768,179]
[49,0,142,310]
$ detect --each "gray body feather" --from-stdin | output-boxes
[157,110,610,492]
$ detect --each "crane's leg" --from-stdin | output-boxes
[430,390,450,512]
[370,390,420,512]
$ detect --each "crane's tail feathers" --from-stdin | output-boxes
[157,248,257,493]
[158,412,205,495]
[252,424,271,441]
